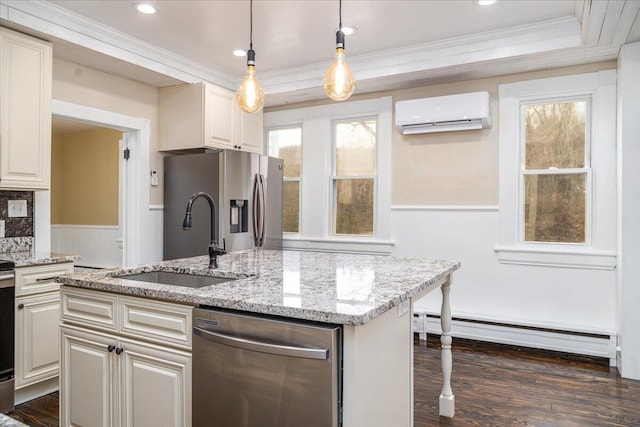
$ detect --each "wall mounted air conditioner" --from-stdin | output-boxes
[395,91,492,135]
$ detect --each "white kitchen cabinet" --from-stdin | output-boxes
[60,287,193,427]
[234,103,264,154]
[15,292,60,389]
[159,82,263,153]
[0,27,52,189]
[60,325,115,427]
[120,337,191,427]
[14,262,74,392]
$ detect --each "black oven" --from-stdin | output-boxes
[0,260,16,413]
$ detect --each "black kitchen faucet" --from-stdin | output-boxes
[182,192,226,268]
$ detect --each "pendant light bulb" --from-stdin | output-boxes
[324,1,355,101]
[236,0,264,113]
[237,49,265,113]
[323,35,355,101]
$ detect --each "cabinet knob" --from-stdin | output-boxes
[17,303,24,310]
[115,347,124,355]
[107,344,116,352]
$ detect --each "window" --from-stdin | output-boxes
[264,97,392,254]
[268,127,302,234]
[496,71,616,269]
[332,119,377,236]
[521,100,589,244]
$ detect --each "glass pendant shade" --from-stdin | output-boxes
[236,57,265,113]
[323,46,355,101]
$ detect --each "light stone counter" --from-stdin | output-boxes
[56,249,459,326]
[0,250,79,268]
[0,414,27,427]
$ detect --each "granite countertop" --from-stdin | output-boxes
[56,250,460,326]
[0,250,80,268]
[0,413,28,427]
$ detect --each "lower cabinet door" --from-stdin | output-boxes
[119,337,192,427]
[15,291,60,388]
[60,325,117,427]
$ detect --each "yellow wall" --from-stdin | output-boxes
[52,58,163,204]
[51,128,122,225]
[267,61,616,206]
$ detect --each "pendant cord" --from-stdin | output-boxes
[339,0,342,30]
[250,0,253,50]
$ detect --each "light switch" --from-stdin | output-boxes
[8,200,27,217]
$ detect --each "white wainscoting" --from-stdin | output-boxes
[51,224,121,268]
[391,205,618,359]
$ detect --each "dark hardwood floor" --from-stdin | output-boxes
[7,336,640,426]
[415,336,640,426]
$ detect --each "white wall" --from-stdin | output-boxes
[617,42,640,379]
[394,207,617,335]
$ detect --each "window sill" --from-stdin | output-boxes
[494,246,616,270]
[283,236,395,256]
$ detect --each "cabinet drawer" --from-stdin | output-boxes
[120,297,192,349]
[16,263,74,296]
[61,287,118,332]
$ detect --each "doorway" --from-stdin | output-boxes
[51,117,124,268]
[33,100,152,268]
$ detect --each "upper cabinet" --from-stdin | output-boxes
[0,28,52,190]
[159,82,263,154]
[234,103,264,154]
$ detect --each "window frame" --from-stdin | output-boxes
[266,125,303,235]
[263,97,393,255]
[330,117,378,237]
[496,70,617,270]
[517,96,593,246]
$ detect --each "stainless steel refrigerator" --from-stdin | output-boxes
[163,150,283,260]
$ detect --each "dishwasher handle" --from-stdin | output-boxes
[194,326,329,360]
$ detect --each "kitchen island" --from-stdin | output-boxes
[56,249,460,426]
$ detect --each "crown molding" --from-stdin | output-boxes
[0,0,235,89]
[2,0,626,106]
[258,16,582,95]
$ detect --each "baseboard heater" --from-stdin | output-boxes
[413,312,617,367]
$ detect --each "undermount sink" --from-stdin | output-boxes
[119,271,237,288]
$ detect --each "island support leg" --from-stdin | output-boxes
[439,278,455,417]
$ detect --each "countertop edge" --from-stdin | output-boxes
[57,261,460,326]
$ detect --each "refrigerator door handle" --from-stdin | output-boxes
[252,173,261,247]
[259,174,266,247]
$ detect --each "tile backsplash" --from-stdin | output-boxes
[0,191,34,252]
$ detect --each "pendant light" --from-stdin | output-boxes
[323,0,355,101]
[236,0,265,113]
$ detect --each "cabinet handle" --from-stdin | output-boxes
[238,145,242,150]
[17,303,24,310]
[107,344,116,353]
[36,276,57,282]
[115,347,124,355]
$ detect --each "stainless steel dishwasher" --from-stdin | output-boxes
[193,307,342,427]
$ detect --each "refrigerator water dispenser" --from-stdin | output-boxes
[229,199,248,233]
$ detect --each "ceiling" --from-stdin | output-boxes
[2,0,639,106]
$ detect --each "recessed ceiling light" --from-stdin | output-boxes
[335,26,357,36]
[233,49,247,57]
[134,3,157,14]
[474,0,497,5]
